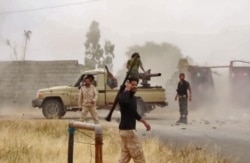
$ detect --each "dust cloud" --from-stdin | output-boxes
[0,61,36,116]
[112,50,250,123]
[188,67,250,123]
[114,42,183,88]
[113,44,250,124]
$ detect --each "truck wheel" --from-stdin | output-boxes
[42,99,64,119]
[136,97,146,117]
[60,107,67,117]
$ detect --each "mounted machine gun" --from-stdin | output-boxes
[139,69,161,88]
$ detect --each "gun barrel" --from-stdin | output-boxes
[148,73,161,77]
[140,73,161,78]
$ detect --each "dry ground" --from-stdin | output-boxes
[0,106,237,163]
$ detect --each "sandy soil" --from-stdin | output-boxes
[0,105,250,163]
[144,106,250,163]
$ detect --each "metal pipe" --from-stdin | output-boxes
[67,127,75,163]
[231,60,250,66]
[95,125,103,163]
[68,121,103,163]
[208,66,230,68]
[189,65,230,69]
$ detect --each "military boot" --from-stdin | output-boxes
[176,117,183,124]
[182,117,188,124]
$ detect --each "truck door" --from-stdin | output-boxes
[229,60,250,107]
[188,66,215,109]
[69,74,85,107]
[70,87,79,107]
[230,67,250,106]
[96,73,106,107]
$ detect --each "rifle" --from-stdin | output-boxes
[105,55,139,121]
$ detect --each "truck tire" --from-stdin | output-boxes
[42,99,64,119]
[136,97,146,117]
[60,107,67,117]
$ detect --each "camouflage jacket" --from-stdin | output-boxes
[78,85,98,107]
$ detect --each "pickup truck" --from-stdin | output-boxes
[32,69,167,119]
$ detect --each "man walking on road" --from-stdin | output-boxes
[118,77,151,163]
[78,75,99,124]
[175,73,192,124]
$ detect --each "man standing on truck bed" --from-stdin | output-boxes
[175,73,192,124]
[118,77,151,163]
[78,75,99,124]
[127,52,146,79]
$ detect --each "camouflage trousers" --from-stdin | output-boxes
[178,96,188,116]
[118,130,145,163]
[80,106,99,124]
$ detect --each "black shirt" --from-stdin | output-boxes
[176,80,190,96]
[118,91,142,130]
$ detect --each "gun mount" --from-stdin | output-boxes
[139,69,161,88]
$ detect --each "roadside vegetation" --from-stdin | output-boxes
[0,120,234,163]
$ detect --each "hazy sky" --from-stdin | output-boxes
[1,0,250,73]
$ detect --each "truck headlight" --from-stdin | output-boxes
[36,92,44,99]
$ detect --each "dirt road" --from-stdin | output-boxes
[1,106,249,163]
[152,125,250,163]
[141,107,250,163]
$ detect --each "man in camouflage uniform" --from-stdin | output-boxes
[78,76,99,124]
[126,52,146,79]
[118,77,151,163]
[175,73,192,124]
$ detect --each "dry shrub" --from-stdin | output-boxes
[0,120,234,163]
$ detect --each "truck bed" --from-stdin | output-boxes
[105,87,166,105]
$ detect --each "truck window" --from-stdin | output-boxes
[76,74,97,88]
[91,75,97,87]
